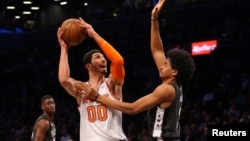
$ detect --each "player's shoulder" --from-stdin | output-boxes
[159,83,175,90]
[159,83,176,101]
[37,118,50,124]
[35,117,51,130]
[155,83,176,96]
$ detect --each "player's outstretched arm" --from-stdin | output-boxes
[151,0,167,69]
[79,82,174,115]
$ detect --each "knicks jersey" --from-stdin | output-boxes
[78,78,127,141]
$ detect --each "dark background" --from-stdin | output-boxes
[1,0,250,140]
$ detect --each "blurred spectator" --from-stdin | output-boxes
[60,127,72,141]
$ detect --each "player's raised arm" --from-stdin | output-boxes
[57,27,82,103]
[151,0,167,69]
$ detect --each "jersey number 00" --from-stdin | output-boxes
[87,105,108,122]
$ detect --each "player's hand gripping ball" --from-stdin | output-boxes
[60,18,86,46]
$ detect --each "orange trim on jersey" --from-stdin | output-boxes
[97,38,125,80]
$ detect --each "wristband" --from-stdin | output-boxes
[94,93,99,101]
[151,17,158,21]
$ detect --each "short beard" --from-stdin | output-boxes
[101,69,107,75]
[91,63,107,75]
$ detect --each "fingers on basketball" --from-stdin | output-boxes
[60,18,87,46]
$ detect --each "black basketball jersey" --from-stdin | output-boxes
[147,83,183,141]
[31,115,56,141]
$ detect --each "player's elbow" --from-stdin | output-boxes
[126,110,138,115]
[113,57,124,65]
[59,77,70,87]
[110,59,125,81]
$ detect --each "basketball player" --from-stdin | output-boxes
[57,17,127,141]
[31,95,56,141]
[79,0,195,141]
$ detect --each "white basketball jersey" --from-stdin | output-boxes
[78,78,127,141]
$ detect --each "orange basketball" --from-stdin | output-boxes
[60,18,86,46]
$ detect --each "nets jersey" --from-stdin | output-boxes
[147,83,182,141]
[31,115,56,141]
[78,78,127,141]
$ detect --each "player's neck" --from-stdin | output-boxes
[43,113,54,121]
[161,77,176,84]
[88,76,105,91]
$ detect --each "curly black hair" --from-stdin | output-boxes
[167,48,195,83]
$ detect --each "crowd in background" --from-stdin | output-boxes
[1,0,250,141]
